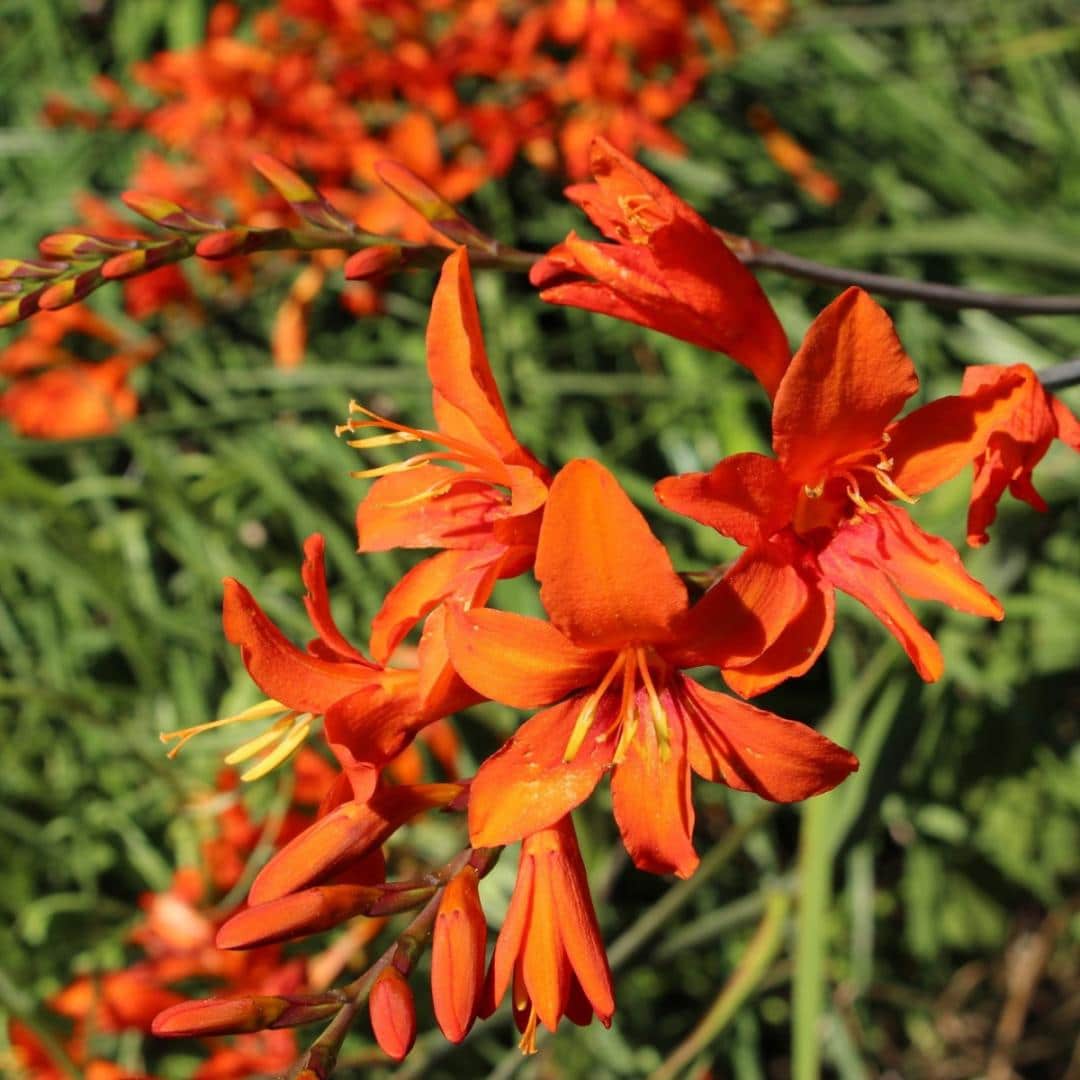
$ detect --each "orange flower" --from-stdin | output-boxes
[449,458,857,878]
[481,816,614,1053]
[163,533,471,798]
[960,363,1080,546]
[343,248,550,667]
[530,136,791,397]
[657,288,1027,690]
[0,357,138,438]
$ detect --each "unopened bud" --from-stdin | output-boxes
[431,867,487,1042]
[252,155,356,233]
[370,968,416,1062]
[152,995,290,1037]
[38,233,138,259]
[344,245,402,281]
[121,191,224,233]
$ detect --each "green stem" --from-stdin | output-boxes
[649,890,791,1080]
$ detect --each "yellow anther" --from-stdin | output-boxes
[160,699,286,759]
[223,713,295,765]
[343,431,421,450]
[240,716,312,782]
[845,484,879,515]
[636,649,671,763]
[874,468,918,505]
[803,481,825,499]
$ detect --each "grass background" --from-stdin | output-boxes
[1,1,1078,1076]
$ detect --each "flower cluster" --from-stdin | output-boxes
[117,139,1073,1073]
[3,1,829,438]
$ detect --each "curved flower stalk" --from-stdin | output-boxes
[448,458,857,879]
[656,288,1026,688]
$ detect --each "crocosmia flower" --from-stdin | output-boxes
[448,458,857,879]
[657,287,1027,689]
[481,816,614,1054]
[341,247,551,668]
[530,136,791,397]
[960,362,1080,546]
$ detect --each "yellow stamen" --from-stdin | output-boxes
[223,713,296,765]
[160,699,285,759]
[803,481,825,499]
[610,656,639,764]
[564,651,626,762]
[636,649,671,763]
[348,459,429,480]
[845,484,879,515]
[874,468,918,505]
[343,431,421,450]
[240,716,312,782]
[518,1004,540,1055]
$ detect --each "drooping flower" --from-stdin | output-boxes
[341,247,550,667]
[161,533,471,799]
[448,458,857,878]
[529,136,791,397]
[960,362,1080,546]
[656,287,1027,690]
[481,816,614,1054]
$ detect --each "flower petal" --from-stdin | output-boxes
[666,540,810,670]
[655,453,797,547]
[369,547,502,666]
[222,578,379,715]
[428,248,539,469]
[610,693,698,878]
[772,288,917,486]
[817,528,943,681]
[854,502,1003,619]
[723,569,834,698]
[300,533,370,665]
[538,818,615,1023]
[886,375,1028,497]
[679,674,858,800]
[446,604,607,709]
[357,467,505,552]
[468,697,613,848]
[536,458,687,648]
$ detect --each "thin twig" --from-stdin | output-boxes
[736,237,1080,315]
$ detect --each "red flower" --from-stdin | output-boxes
[530,136,791,397]
[448,458,857,878]
[657,288,1027,690]
[481,816,614,1053]
[960,363,1080,546]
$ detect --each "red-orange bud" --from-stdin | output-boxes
[38,233,137,259]
[121,191,224,233]
[343,245,402,281]
[370,968,416,1062]
[431,867,487,1042]
[37,271,102,310]
[152,995,289,1037]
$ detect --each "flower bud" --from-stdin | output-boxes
[431,867,487,1042]
[370,968,416,1062]
[152,995,290,1037]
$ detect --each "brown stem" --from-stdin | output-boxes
[285,846,502,1080]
